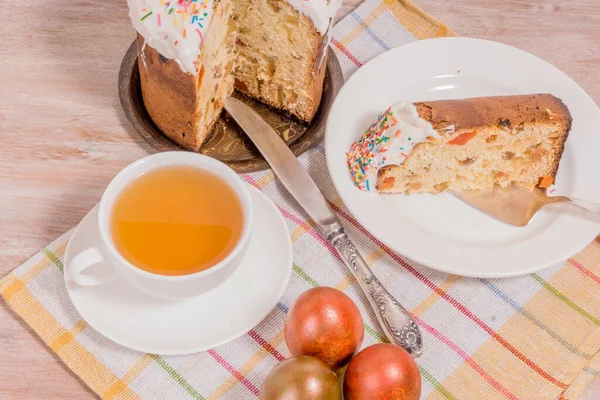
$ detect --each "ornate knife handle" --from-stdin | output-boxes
[330,230,422,356]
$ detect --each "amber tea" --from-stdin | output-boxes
[110,165,244,276]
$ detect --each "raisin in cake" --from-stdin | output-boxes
[346,94,572,194]
[127,0,341,151]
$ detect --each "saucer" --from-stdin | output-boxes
[64,184,292,355]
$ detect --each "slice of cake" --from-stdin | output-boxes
[346,94,572,194]
[126,0,342,151]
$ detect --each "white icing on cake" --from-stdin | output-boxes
[127,0,342,75]
[140,41,148,69]
[127,0,216,74]
[318,16,335,68]
[285,0,342,35]
[346,101,440,191]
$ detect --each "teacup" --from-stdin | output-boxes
[68,152,253,299]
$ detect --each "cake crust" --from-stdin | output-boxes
[413,94,571,133]
[137,34,201,150]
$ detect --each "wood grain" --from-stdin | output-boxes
[1,0,599,398]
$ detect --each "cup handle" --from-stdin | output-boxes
[70,246,120,286]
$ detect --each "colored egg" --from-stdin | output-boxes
[259,356,342,400]
[284,287,364,368]
[343,343,421,400]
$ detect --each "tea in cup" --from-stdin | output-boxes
[69,152,253,299]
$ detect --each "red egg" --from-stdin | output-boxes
[284,287,364,368]
[343,343,421,400]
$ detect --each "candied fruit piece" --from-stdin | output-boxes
[449,131,477,145]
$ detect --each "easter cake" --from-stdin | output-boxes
[126,0,341,151]
[346,94,572,194]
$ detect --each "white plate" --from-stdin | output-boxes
[325,37,600,278]
[64,184,292,355]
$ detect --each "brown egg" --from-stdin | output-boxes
[343,343,421,400]
[259,356,342,400]
[284,287,364,368]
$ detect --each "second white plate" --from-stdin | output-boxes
[325,37,600,278]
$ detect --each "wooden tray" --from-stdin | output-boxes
[118,40,344,173]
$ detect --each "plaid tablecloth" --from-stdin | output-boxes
[3,0,600,399]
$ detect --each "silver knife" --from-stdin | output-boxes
[224,97,423,356]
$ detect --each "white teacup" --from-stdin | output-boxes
[69,152,254,299]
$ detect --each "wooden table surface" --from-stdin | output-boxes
[1,0,599,398]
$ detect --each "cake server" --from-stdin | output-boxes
[451,185,600,227]
[224,97,423,356]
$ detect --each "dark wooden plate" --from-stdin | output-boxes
[118,40,344,173]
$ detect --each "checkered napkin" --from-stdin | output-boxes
[3,1,600,399]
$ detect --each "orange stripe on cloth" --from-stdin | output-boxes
[330,198,345,210]
[103,354,155,400]
[339,1,389,46]
[50,319,88,353]
[0,243,67,299]
[413,275,461,317]
[256,171,275,190]
[1,274,26,302]
[290,220,316,243]
[4,285,139,399]
[382,0,456,39]
[207,331,286,400]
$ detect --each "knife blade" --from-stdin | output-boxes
[224,98,341,237]
[224,97,423,356]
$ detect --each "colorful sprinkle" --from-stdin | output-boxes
[346,102,439,191]
[138,0,213,52]
[346,107,399,190]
